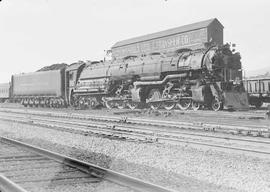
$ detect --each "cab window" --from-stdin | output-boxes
[69,73,74,80]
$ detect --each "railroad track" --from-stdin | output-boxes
[1,111,270,143]
[1,105,267,123]
[0,110,270,157]
[0,108,269,137]
[0,136,174,192]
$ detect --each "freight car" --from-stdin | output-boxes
[243,77,270,108]
[0,83,10,103]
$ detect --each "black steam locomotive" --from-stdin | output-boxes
[72,44,246,111]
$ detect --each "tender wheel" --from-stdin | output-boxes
[49,100,54,108]
[163,102,175,110]
[60,99,65,108]
[177,99,191,110]
[22,99,28,107]
[45,99,50,108]
[34,101,39,107]
[147,89,162,110]
[211,98,222,111]
[29,100,34,107]
[23,101,28,107]
[127,102,138,110]
[191,101,201,111]
[39,100,45,108]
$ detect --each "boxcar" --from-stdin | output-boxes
[243,77,270,108]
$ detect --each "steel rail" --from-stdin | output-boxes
[0,136,176,192]
[0,174,28,192]
[159,137,270,155]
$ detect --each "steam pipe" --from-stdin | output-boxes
[134,73,187,88]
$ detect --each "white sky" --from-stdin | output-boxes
[0,0,269,83]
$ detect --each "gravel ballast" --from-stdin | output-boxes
[0,120,269,192]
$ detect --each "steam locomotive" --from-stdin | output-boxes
[72,44,247,111]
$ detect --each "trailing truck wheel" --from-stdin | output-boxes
[191,101,201,111]
[105,100,114,109]
[163,102,175,111]
[127,102,138,110]
[22,101,27,107]
[177,99,191,110]
[147,89,162,110]
[40,100,45,108]
[211,98,222,111]
[29,102,33,108]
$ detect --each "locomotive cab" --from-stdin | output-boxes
[65,62,86,105]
